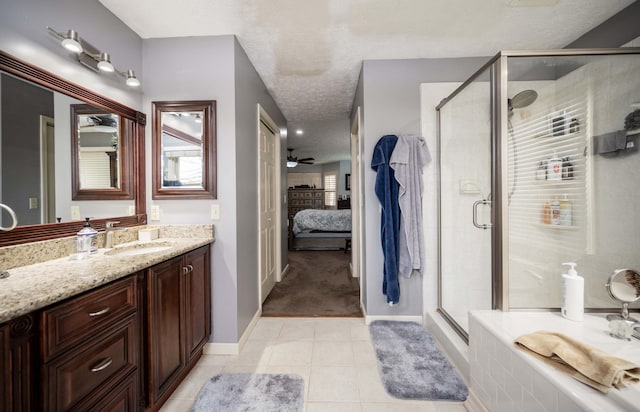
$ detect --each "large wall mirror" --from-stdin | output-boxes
[0,51,146,246]
[152,100,217,199]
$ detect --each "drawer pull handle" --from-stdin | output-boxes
[90,357,113,372]
[182,266,189,275]
[186,265,194,273]
[88,307,111,317]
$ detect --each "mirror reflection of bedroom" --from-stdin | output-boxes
[261,152,361,317]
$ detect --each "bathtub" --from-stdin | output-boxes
[468,311,640,412]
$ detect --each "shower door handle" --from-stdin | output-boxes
[472,199,492,230]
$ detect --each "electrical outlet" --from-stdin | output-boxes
[211,204,220,220]
[71,206,81,220]
[150,205,160,221]
[29,197,38,209]
[127,205,135,216]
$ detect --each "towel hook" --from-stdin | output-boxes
[0,203,18,231]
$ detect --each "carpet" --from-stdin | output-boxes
[369,320,468,401]
[191,374,304,412]
[262,250,361,317]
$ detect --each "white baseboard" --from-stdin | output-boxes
[364,314,423,326]
[203,308,262,356]
[464,389,489,412]
[280,263,290,281]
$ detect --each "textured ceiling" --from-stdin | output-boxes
[100,0,633,163]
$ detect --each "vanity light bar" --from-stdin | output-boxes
[46,27,140,87]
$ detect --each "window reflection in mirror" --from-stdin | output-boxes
[161,111,203,188]
[152,101,217,199]
[75,107,121,189]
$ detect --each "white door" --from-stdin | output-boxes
[259,120,277,303]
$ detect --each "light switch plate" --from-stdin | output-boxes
[71,206,81,220]
[29,197,38,209]
[150,205,160,221]
[211,204,220,220]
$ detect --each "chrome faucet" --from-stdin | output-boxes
[105,221,125,248]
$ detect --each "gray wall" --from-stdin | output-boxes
[1,75,54,225]
[142,35,239,342]
[143,35,286,343]
[233,38,287,339]
[565,1,640,49]
[358,57,489,316]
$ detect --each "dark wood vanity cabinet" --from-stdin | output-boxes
[41,276,139,412]
[0,314,38,412]
[0,244,211,411]
[144,245,211,411]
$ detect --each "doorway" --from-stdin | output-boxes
[258,106,282,305]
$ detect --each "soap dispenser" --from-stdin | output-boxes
[561,262,584,321]
[77,217,98,254]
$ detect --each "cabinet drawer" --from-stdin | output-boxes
[74,370,138,412]
[44,319,137,412]
[42,276,137,360]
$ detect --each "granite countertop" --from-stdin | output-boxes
[0,231,214,324]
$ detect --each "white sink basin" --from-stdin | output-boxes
[104,242,175,257]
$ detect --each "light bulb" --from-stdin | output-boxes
[125,70,140,87]
[97,52,114,72]
[61,30,82,53]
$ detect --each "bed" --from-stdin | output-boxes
[290,209,351,251]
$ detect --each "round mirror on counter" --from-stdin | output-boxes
[606,268,640,322]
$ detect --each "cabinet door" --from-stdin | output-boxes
[184,246,211,361]
[0,315,37,412]
[147,256,185,403]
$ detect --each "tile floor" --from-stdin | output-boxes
[160,317,468,411]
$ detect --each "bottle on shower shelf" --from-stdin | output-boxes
[550,197,561,225]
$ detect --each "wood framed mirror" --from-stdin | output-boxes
[0,51,146,247]
[71,104,134,200]
[152,100,217,199]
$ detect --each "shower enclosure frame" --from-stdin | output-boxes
[436,47,640,343]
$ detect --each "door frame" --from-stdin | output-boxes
[257,104,282,306]
[350,107,364,306]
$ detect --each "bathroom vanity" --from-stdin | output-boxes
[0,228,213,412]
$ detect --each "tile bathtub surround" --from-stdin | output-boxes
[469,311,640,412]
[0,225,214,324]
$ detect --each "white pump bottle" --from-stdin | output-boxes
[561,262,583,321]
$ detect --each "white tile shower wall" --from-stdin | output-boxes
[508,54,640,310]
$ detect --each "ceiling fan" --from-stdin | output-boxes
[287,148,314,168]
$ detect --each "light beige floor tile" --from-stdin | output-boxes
[351,341,377,366]
[193,353,232,367]
[355,365,396,403]
[361,401,467,412]
[158,397,194,412]
[279,318,317,341]
[350,321,371,341]
[225,339,274,366]
[306,401,362,412]
[167,368,213,400]
[248,317,285,340]
[308,366,360,402]
[269,340,314,366]
[312,341,355,366]
[315,318,358,341]
[220,364,269,374]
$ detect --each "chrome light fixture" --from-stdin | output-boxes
[47,27,141,88]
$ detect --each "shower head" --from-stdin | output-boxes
[508,89,538,119]
[509,89,538,109]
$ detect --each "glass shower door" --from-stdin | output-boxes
[437,67,493,337]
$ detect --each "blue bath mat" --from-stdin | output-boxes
[369,320,468,401]
[191,373,304,412]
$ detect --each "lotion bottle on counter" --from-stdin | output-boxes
[561,262,583,321]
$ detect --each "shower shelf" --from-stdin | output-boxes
[535,223,578,231]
